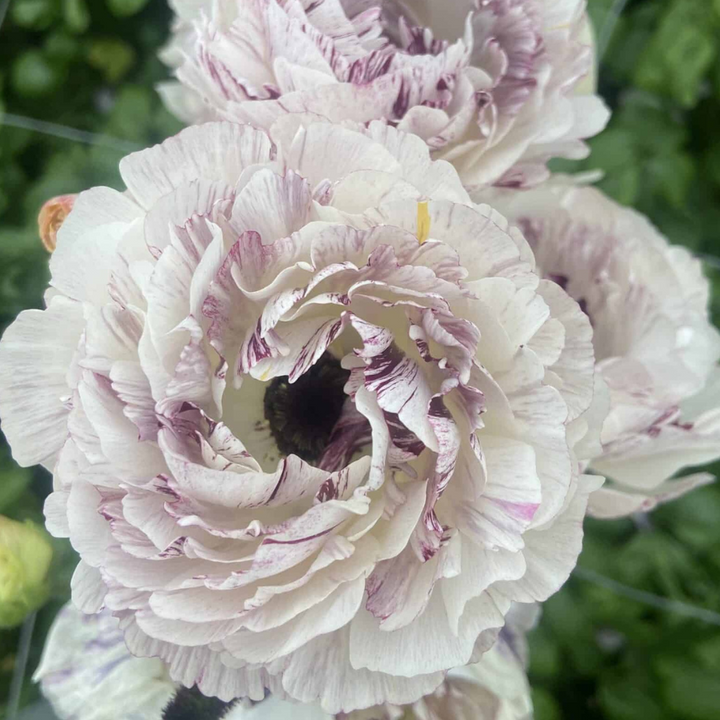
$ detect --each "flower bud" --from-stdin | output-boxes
[38,194,76,252]
[0,516,53,628]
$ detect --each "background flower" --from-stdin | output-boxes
[0,118,598,712]
[35,601,535,720]
[34,603,175,720]
[480,181,720,517]
[159,0,609,190]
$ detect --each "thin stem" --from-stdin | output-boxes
[0,113,142,154]
[0,0,10,34]
[575,567,720,626]
[7,611,38,720]
[598,0,632,59]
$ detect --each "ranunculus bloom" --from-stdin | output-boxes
[159,0,609,190]
[0,119,599,712]
[481,182,720,518]
[36,601,535,720]
[35,603,176,720]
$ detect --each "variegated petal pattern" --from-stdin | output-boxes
[36,601,535,720]
[0,120,598,712]
[479,181,720,518]
[159,0,609,190]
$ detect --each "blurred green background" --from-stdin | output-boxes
[0,0,719,718]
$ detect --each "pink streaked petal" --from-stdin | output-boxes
[119,122,276,210]
[230,169,313,244]
[350,315,438,451]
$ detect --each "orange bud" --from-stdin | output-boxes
[38,194,77,252]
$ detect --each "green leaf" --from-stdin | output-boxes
[587,129,638,173]
[11,0,60,30]
[602,10,657,86]
[694,633,720,673]
[614,94,688,154]
[706,143,720,190]
[44,31,81,63]
[105,0,150,17]
[103,85,154,141]
[528,626,561,680]
[599,676,666,720]
[63,0,90,33]
[11,50,67,98]
[531,688,562,720]
[656,484,720,551]
[648,152,695,208]
[46,537,78,601]
[87,39,136,83]
[634,4,717,108]
[543,588,604,675]
[0,465,32,516]
[656,659,720,720]
[596,165,641,207]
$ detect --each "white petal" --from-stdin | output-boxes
[0,296,83,466]
[120,122,275,209]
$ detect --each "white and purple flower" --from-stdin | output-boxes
[0,119,600,712]
[35,601,535,720]
[34,603,175,720]
[159,0,609,190]
[482,181,720,518]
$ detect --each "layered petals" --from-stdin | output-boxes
[159,0,608,189]
[0,120,597,712]
[481,181,720,516]
[36,600,534,720]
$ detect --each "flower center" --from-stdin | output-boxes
[548,272,591,324]
[263,354,350,464]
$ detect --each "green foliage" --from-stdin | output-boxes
[11,49,67,97]
[106,0,151,18]
[530,479,720,719]
[0,0,719,717]
[87,38,136,83]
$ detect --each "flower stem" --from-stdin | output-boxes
[7,611,37,720]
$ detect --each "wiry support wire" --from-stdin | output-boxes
[597,0,632,59]
[1,113,142,154]
[0,0,10,34]
[575,567,720,627]
[7,612,37,720]
[0,4,140,157]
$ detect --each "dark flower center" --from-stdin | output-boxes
[548,272,591,325]
[263,354,350,464]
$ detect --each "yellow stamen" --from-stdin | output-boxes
[417,201,431,244]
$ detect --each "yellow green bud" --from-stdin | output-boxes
[0,516,53,628]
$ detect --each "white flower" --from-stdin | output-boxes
[36,601,535,720]
[159,0,609,190]
[480,181,720,518]
[0,119,598,712]
[34,603,175,720]
[239,603,536,720]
